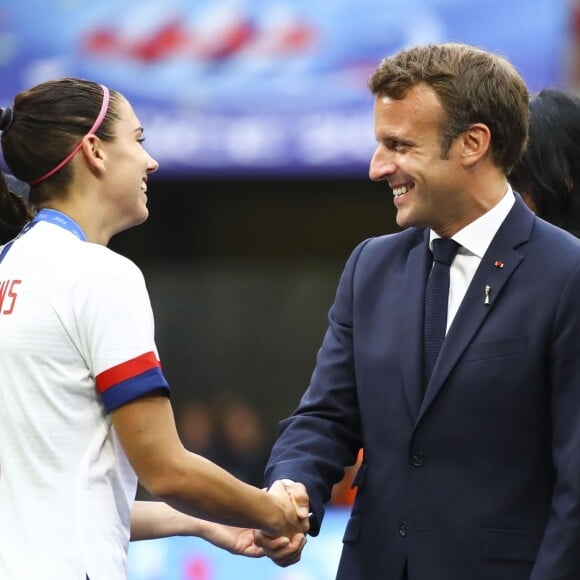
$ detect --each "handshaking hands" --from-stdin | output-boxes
[254,479,312,567]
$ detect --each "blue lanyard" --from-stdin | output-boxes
[31,209,86,241]
[0,209,86,265]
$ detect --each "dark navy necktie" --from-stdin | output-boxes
[423,237,460,388]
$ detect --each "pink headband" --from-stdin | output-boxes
[29,84,110,186]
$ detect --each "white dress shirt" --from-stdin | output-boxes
[429,185,516,333]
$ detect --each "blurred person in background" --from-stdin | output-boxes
[329,448,363,507]
[0,172,30,241]
[509,88,580,237]
[255,43,580,579]
[0,78,308,580]
[136,398,220,501]
[213,395,270,488]
[176,398,220,459]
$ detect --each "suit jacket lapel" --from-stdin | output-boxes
[416,197,535,423]
[399,229,431,419]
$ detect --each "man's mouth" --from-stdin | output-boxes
[392,184,413,197]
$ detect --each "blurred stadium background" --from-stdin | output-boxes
[0,0,575,577]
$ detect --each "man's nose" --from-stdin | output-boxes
[369,147,395,181]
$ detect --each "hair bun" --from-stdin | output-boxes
[0,107,14,132]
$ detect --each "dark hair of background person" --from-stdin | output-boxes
[0,173,32,243]
[509,89,580,237]
[368,42,529,174]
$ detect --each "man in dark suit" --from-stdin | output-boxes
[254,43,580,579]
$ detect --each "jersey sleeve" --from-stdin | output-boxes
[95,350,168,412]
[71,248,170,412]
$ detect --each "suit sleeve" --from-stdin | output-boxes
[531,260,580,578]
[265,239,371,536]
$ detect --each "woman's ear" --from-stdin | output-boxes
[80,134,106,175]
[460,123,491,167]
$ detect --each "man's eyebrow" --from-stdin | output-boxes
[376,133,413,144]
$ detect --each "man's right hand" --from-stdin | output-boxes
[254,480,311,567]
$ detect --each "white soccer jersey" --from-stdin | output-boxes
[0,217,170,580]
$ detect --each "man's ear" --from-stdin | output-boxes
[460,123,491,167]
[80,134,106,174]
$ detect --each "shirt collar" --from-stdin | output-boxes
[429,185,515,258]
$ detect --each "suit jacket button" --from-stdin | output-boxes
[399,522,407,537]
[412,452,425,467]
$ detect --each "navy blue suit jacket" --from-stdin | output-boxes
[266,197,580,579]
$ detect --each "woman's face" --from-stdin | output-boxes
[100,96,159,235]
